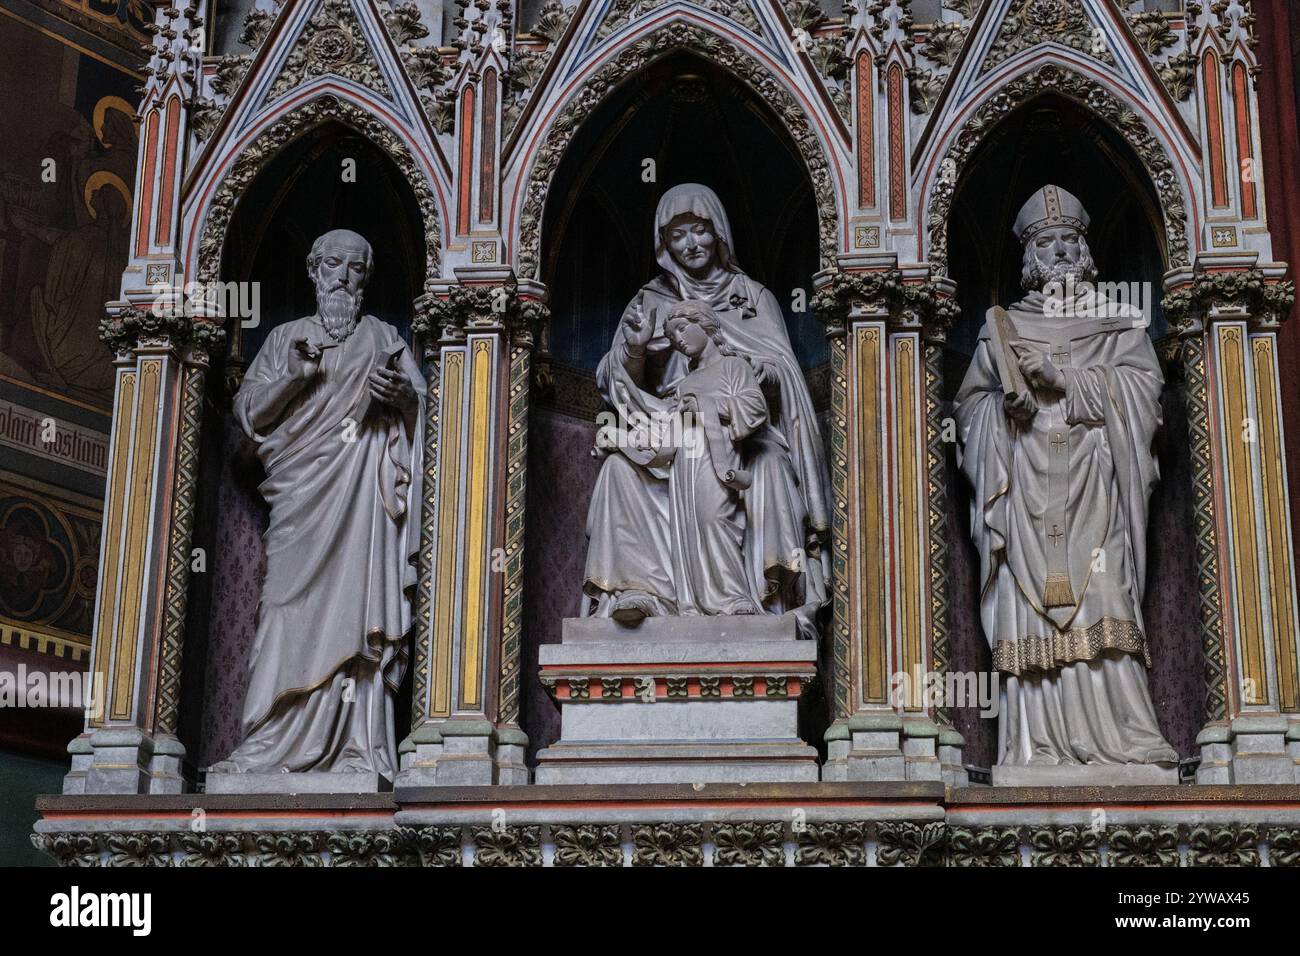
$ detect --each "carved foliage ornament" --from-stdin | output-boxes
[927,66,1190,276]
[32,823,1300,866]
[1162,269,1295,332]
[982,0,1114,74]
[517,23,838,280]
[812,270,959,333]
[597,0,762,42]
[99,304,226,356]
[267,0,391,102]
[196,96,441,298]
[413,283,549,345]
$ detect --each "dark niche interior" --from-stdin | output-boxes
[521,51,829,765]
[176,122,426,772]
[942,95,1202,770]
[540,50,825,372]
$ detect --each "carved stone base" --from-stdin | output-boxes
[534,613,818,785]
[395,720,529,786]
[494,726,531,785]
[66,729,189,795]
[991,763,1178,787]
[1196,716,1300,784]
[822,713,962,784]
[205,772,392,794]
[536,742,819,785]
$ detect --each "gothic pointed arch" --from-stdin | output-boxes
[191,92,444,299]
[922,64,1194,276]
[509,19,846,281]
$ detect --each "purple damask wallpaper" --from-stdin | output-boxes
[196,416,268,767]
[521,408,602,764]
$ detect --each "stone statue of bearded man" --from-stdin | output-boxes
[954,185,1179,785]
[209,228,424,786]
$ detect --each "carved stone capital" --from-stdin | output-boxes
[414,282,548,346]
[99,303,226,358]
[812,270,958,334]
[1163,269,1296,333]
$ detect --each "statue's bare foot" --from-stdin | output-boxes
[727,600,761,615]
[611,591,657,624]
[206,760,241,774]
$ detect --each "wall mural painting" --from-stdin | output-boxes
[0,13,140,411]
[0,475,100,660]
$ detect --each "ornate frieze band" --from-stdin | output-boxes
[34,822,1300,867]
[540,673,811,703]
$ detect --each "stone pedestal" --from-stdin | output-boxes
[822,713,959,784]
[68,728,187,795]
[534,614,818,785]
[990,763,1179,787]
[1196,716,1300,784]
[395,719,530,787]
[205,772,392,794]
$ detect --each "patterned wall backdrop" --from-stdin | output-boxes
[0,474,99,662]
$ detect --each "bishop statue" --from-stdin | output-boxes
[954,185,1179,780]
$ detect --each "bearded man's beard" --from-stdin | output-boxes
[315,281,362,341]
[1023,259,1094,293]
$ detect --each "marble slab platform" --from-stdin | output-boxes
[204,771,393,794]
[990,763,1179,787]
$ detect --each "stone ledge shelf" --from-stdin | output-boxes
[30,785,1300,866]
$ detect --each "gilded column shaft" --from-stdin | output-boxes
[401,283,541,785]
[1169,270,1300,783]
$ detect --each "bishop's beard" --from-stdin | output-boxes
[1021,243,1098,293]
[315,282,362,341]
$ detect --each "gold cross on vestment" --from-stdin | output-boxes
[1051,433,1067,455]
[1051,347,1069,364]
[1049,525,1064,547]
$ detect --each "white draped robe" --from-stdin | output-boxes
[221,314,424,775]
[955,295,1177,767]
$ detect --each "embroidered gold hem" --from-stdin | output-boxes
[992,617,1149,676]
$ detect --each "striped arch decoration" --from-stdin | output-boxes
[856,49,875,209]
[194,94,442,292]
[886,61,906,221]
[514,21,841,280]
[1231,59,1257,219]
[480,68,498,224]
[1203,49,1230,209]
[924,65,1192,276]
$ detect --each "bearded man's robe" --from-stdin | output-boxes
[954,292,1177,767]
[221,314,424,775]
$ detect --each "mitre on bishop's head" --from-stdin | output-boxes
[1012,184,1090,242]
